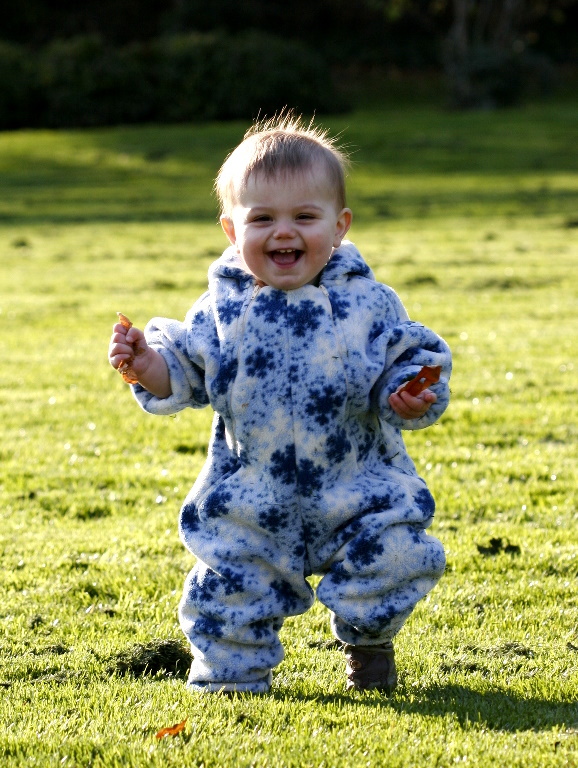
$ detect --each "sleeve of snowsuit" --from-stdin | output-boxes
[372,289,452,431]
[131,292,214,416]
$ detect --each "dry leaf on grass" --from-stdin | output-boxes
[155,718,187,739]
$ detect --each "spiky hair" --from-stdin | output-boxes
[215,112,349,215]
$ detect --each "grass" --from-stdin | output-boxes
[1,98,577,766]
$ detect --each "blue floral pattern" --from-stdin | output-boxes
[134,241,451,693]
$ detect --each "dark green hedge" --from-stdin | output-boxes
[0,31,348,129]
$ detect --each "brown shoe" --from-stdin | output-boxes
[344,641,397,693]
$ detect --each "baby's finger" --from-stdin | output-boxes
[109,340,131,357]
[389,391,432,419]
[400,389,436,409]
[388,392,414,419]
[113,321,134,339]
[111,324,144,348]
[110,331,130,347]
[109,352,131,371]
[125,326,146,346]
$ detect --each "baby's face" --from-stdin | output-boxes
[220,167,351,291]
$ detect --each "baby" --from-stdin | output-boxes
[108,115,452,694]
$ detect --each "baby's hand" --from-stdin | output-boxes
[388,388,437,420]
[108,317,150,382]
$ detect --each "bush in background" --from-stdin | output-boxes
[444,45,558,110]
[0,41,42,129]
[0,31,348,129]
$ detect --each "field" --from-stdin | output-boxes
[1,100,577,766]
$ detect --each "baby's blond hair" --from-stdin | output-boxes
[215,113,349,215]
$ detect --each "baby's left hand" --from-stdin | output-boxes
[388,389,437,420]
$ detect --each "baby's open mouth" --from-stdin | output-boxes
[270,249,303,266]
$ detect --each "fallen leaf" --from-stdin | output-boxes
[155,718,187,740]
[397,365,442,396]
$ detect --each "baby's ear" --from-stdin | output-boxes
[333,208,352,247]
[220,215,237,246]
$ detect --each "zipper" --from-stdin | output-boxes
[319,284,332,316]
[240,282,261,335]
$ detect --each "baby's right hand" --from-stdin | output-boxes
[108,319,150,381]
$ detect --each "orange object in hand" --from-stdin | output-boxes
[396,365,442,396]
[116,311,140,385]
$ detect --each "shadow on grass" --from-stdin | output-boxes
[0,210,216,225]
[100,639,575,732]
[274,684,577,732]
[2,186,577,226]
[106,638,192,679]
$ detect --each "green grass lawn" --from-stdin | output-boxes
[1,100,577,767]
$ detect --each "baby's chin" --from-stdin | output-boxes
[266,272,323,291]
[238,258,324,290]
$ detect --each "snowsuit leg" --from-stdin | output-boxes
[316,518,446,646]
[178,464,316,693]
[180,556,314,692]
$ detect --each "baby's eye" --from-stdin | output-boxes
[296,213,315,220]
[251,215,272,223]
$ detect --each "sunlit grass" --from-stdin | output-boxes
[0,102,577,766]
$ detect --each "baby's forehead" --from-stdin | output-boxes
[237,164,339,205]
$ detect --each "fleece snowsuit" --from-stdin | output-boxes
[133,241,452,692]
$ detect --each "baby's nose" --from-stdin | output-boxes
[273,219,296,237]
